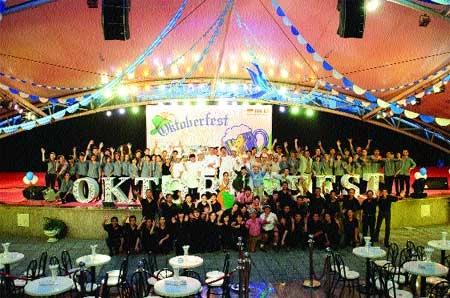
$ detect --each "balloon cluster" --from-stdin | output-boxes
[414,167,427,180]
[23,171,38,185]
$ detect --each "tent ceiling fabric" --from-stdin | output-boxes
[0,0,449,130]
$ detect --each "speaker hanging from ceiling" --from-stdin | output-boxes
[337,0,366,38]
[102,0,130,40]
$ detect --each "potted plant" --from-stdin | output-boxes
[43,217,67,242]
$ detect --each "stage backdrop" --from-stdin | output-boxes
[146,104,272,152]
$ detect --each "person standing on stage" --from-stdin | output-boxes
[373,189,404,247]
[383,152,396,194]
[41,148,57,189]
[397,149,416,197]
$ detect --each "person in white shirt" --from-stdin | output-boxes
[260,205,279,251]
[184,153,201,200]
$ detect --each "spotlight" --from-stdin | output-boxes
[305,109,315,117]
[419,14,431,27]
[118,108,126,115]
[290,106,300,115]
[366,0,380,12]
[106,111,112,117]
[279,106,286,113]
[131,106,139,114]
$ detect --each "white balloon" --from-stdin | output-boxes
[31,175,39,185]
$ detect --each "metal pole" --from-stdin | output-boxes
[303,234,321,288]
[244,252,251,298]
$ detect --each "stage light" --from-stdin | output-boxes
[101,74,109,84]
[106,111,112,117]
[171,65,179,75]
[306,109,315,117]
[130,85,139,95]
[366,0,380,12]
[268,69,274,76]
[290,106,300,115]
[279,87,288,95]
[118,108,126,115]
[144,85,151,92]
[281,69,289,79]
[279,106,286,113]
[103,89,113,98]
[419,14,431,27]
[142,69,150,77]
[131,106,139,114]
[127,72,135,80]
[230,63,238,74]
[117,85,128,97]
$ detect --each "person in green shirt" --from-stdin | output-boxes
[396,149,416,197]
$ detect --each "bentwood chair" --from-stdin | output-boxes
[73,266,99,298]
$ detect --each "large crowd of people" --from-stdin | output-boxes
[41,138,416,254]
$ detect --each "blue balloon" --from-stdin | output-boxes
[419,167,427,176]
[26,171,34,180]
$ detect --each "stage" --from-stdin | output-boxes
[0,171,449,239]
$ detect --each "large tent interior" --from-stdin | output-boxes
[0,0,449,154]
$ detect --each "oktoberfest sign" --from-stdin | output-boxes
[146,105,272,152]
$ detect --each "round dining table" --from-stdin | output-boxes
[403,260,448,297]
[428,240,450,265]
[153,276,202,297]
[24,276,74,297]
[0,251,24,274]
[353,246,386,296]
[76,253,111,280]
[168,255,204,269]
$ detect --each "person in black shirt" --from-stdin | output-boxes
[361,190,377,243]
[342,188,360,217]
[159,193,177,220]
[343,209,359,247]
[172,211,190,256]
[137,189,158,220]
[306,187,326,218]
[323,213,341,249]
[102,215,123,256]
[324,189,341,220]
[292,212,306,248]
[122,214,140,254]
[306,213,326,248]
[373,189,404,247]
[138,218,159,254]
[278,182,295,209]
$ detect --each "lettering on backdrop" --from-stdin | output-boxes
[72,175,372,203]
[363,173,384,192]
[341,174,361,197]
[72,177,99,203]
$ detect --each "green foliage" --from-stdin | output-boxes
[43,217,68,239]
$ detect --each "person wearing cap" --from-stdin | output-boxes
[245,208,267,253]
[260,205,279,251]
[247,163,267,200]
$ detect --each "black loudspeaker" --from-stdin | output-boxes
[337,0,366,38]
[102,0,130,40]
[425,177,449,190]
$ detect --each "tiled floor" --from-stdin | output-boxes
[1,224,449,297]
